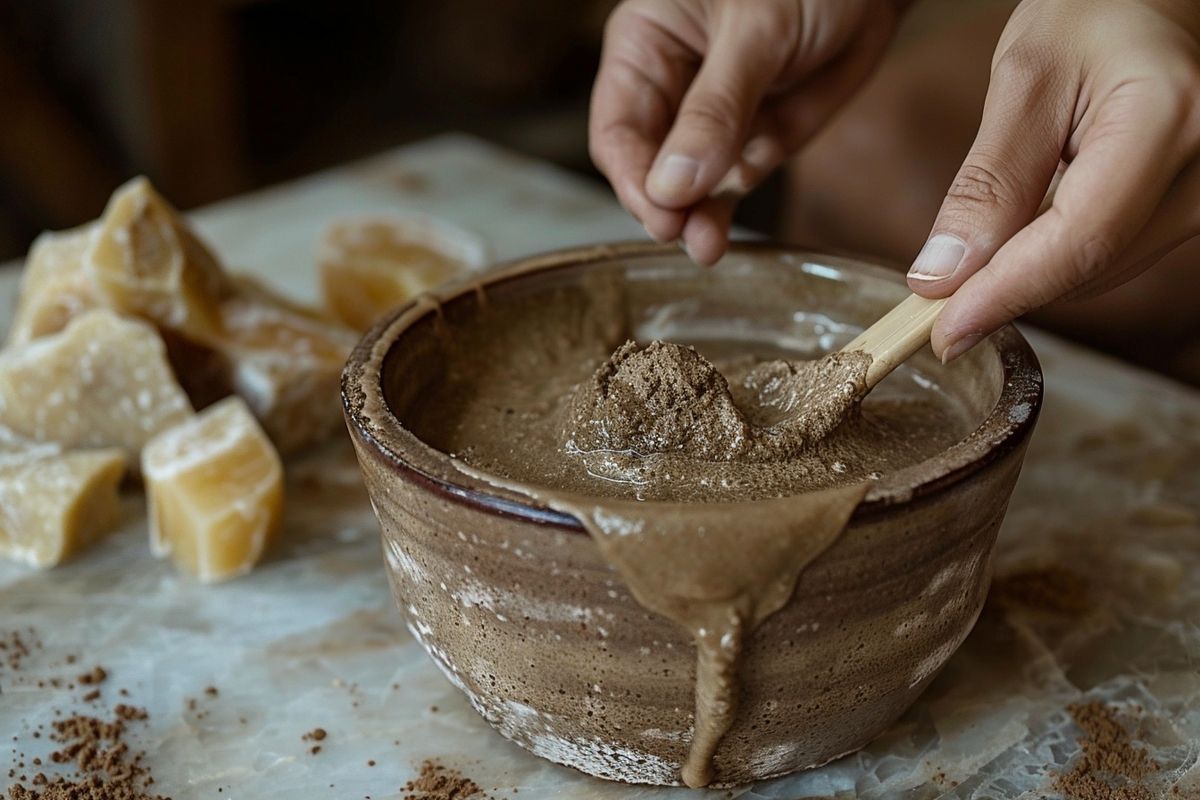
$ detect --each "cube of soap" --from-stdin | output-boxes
[0,428,126,568]
[85,176,233,342]
[8,226,101,345]
[319,217,484,331]
[0,310,193,465]
[142,396,283,583]
[217,281,358,454]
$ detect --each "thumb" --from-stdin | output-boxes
[645,3,797,208]
[906,48,1067,298]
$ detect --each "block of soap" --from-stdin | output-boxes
[142,396,283,583]
[8,177,355,454]
[0,428,126,568]
[85,176,233,342]
[319,217,487,331]
[0,309,193,465]
[8,226,101,345]
[216,278,358,454]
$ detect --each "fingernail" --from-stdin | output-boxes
[643,223,666,243]
[909,234,966,281]
[648,154,699,199]
[941,332,983,364]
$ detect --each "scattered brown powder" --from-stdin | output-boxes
[991,567,1091,615]
[1052,701,1158,800]
[4,660,165,800]
[0,629,42,675]
[302,728,327,742]
[402,760,495,800]
[76,668,107,687]
[202,687,218,698]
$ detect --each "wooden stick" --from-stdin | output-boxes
[841,294,948,390]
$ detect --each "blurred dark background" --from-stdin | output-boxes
[4,1,1198,382]
[0,0,671,261]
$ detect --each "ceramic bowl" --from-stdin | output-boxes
[342,243,1042,786]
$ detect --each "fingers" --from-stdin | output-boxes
[589,3,696,241]
[906,46,1071,297]
[681,195,739,265]
[590,115,688,242]
[674,14,901,264]
[765,2,901,154]
[645,3,798,208]
[932,83,1196,361]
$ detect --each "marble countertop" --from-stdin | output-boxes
[1,135,1197,799]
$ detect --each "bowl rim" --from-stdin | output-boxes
[342,241,1043,531]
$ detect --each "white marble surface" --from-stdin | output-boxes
[1,135,1197,799]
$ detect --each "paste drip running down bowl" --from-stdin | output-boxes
[342,242,1043,787]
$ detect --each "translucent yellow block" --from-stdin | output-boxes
[0,310,194,465]
[142,396,283,583]
[319,217,487,331]
[215,282,358,454]
[7,226,102,345]
[0,428,126,568]
[85,176,233,342]
[9,177,355,454]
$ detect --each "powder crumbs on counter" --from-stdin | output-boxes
[5,701,166,800]
[402,760,501,800]
[1,629,42,676]
[1052,701,1158,800]
[76,667,107,686]
[301,728,327,756]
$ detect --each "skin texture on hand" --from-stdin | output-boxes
[589,0,906,265]
[906,0,1200,361]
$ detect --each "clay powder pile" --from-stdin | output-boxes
[566,340,872,462]
[402,760,500,800]
[1052,701,1161,800]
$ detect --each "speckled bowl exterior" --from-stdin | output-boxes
[342,243,1043,787]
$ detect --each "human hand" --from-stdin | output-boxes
[907,0,1200,362]
[589,0,906,265]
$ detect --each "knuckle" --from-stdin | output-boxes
[1164,64,1200,137]
[1052,232,1119,297]
[944,161,1016,213]
[604,1,643,39]
[991,39,1053,88]
[1073,234,1119,280]
[678,94,743,141]
[740,0,795,41]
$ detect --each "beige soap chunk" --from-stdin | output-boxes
[0,310,193,464]
[216,283,358,454]
[142,396,283,583]
[85,176,233,342]
[8,176,354,453]
[8,226,102,345]
[319,217,484,331]
[0,428,126,568]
